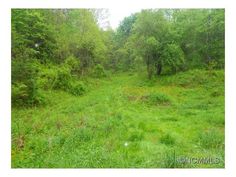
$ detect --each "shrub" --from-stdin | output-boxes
[12,57,87,107]
[207,60,218,70]
[68,80,86,96]
[12,81,46,106]
[37,65,58,90]
[64,55,80,74]
[12,59,46,106]
[39,63,87,97]
[53,66,72,90]
[92,64,106,78]
[12,83,28,105]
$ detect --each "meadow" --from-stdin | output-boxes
[12,69,225,168]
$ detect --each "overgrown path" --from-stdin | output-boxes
[12,70,225,168]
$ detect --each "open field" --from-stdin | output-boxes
[12,69,224,168]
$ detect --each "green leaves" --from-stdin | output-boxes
[161,43,185,73]
[12,10,56,61]
[115,9,224,78]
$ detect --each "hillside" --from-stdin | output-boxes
[12,69,225,168]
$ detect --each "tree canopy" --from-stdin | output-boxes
[11,9,224,105]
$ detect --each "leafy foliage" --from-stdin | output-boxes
[12,9,224,106]
[12,59,46,106]
[92,64,106,78]
[161,43,185,73]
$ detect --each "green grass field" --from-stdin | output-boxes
[12,69,225,168]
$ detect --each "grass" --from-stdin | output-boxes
[160,133,176,146]
[11,69,225,168]
[198,129,224,149]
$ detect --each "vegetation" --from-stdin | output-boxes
[11,9,224,168]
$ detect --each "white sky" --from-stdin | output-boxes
[107,8,142,29]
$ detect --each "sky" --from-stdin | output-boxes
[106,8,142,29]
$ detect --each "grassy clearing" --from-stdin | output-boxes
[12,69,224,168]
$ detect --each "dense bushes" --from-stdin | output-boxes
[12,82,45,106]
[37,65,58,90]
[161,44,185,73]
[67,80,86,96]
[12,59,46,106]
[11,9,107,107]
[53,66,72,90]
[12,59,86,106]
[92,64,106,78]
[64,56,80,75]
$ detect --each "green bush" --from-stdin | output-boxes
[12,83,28,105]
[53,66,72,90]
[53,64,87,96]
[64,56,80,75]
[37,62,86,96]
[12,59,46,106]
[92,64,106,78]
[37,65,58,90]
[12,58,87,107]
[12,81,46,106]
[68,80,86,96]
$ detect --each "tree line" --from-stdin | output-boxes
[11,9,225,105]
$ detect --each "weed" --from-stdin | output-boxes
[160,133,175,146]
[145,92,172,105]
[162,150,176,168]
[198,129,224,149]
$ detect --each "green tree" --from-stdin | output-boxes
[12,9,56,62]
[131,9,184,77]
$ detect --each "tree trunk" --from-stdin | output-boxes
[147,63,152,79]
[146,56,152,79]
[156,62,162,75]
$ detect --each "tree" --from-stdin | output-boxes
[12,9,56,62]
[197,9,225,68]
[131,9,184,77]
[110,13,137,71]
[172,9,225,69]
